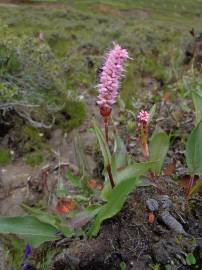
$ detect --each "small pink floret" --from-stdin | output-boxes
[97,44,129,111]
[137,110,149,125]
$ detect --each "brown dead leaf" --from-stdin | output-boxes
[88,179,103,190]
[162,91,172,101]
[56,199,76,214]
[178,175,199,189]
[163,158,176,176]
[148,212,155,224]
[188,179,202,197]
[88,179,97,189]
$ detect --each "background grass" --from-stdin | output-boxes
[0,0,201,157]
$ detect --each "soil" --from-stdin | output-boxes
[51,177,202,270]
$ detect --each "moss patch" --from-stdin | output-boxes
[0,148,11,165]
[55,99,86,132]
[25,151,44,167]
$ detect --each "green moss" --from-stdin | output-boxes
[25,151,44,167]
[0,148,11,165]
[22,126,45,152]
[56,99,86,131]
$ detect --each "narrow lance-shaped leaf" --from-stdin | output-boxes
[89,177,140,237]
[148,104,156,123]
[149,130,170,175]
[74,136,90,179]
[111,133,128,177]
[0,216,59,248]
[189,179,202,197]
[186,121,202,175]
[192,92,202,125]
[93,122,111,168]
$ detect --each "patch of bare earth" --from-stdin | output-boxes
[51,177,202,270]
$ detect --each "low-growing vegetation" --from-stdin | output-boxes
[0,1,202,270]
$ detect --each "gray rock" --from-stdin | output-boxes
[160,211,186,235]
[160,195,172,210]
[146,198,159,212]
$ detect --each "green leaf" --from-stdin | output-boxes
[66,170,82,188]
[186,121,202,175]
[165,265,172,270]
[89,177,139,237]
[111,134,128,176]
[186,253,196,266]
[149,131,170,175]
[148,104,156,123]
[21,204,74,238]
[0,216,59,248]
[101,161,157,200]
[192,92,202,125]
[21,204,59,228]
[113,134,127,165]
[56,181,68,198]
[120,261,127,270]
[69,205,101,229]
[93,122,111,168]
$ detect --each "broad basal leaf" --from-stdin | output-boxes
[21,204,59,228]
[0,216,59,248]
[149,130,170,175]
[101,161,157,200]
[186,121,202,175]
[69,206,101,229]
[89,177,139,237]
[21,204,74,237]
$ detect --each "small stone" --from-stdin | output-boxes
[160,211,186,235]
[160,195,172,210]
[146,198,159,212]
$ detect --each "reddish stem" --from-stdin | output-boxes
[103,116,115,189]
[107,164,115,189]
[186,175,194,198]
[104,117,109,144]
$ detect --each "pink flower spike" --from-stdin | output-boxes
[137,110,149,125]
[97,44,129,115]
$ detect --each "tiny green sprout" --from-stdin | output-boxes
[120,261,126,270]
[149,263,161,270]
[165,264,172,270]
[186,253,196,266]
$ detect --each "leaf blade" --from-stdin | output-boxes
[192,92,202,125]
[186,121,202,175]
[89,177,139,237]
[0,216,59,247]
[93,122,111,168]
[101,161,157,200]
[149,131,170,175]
